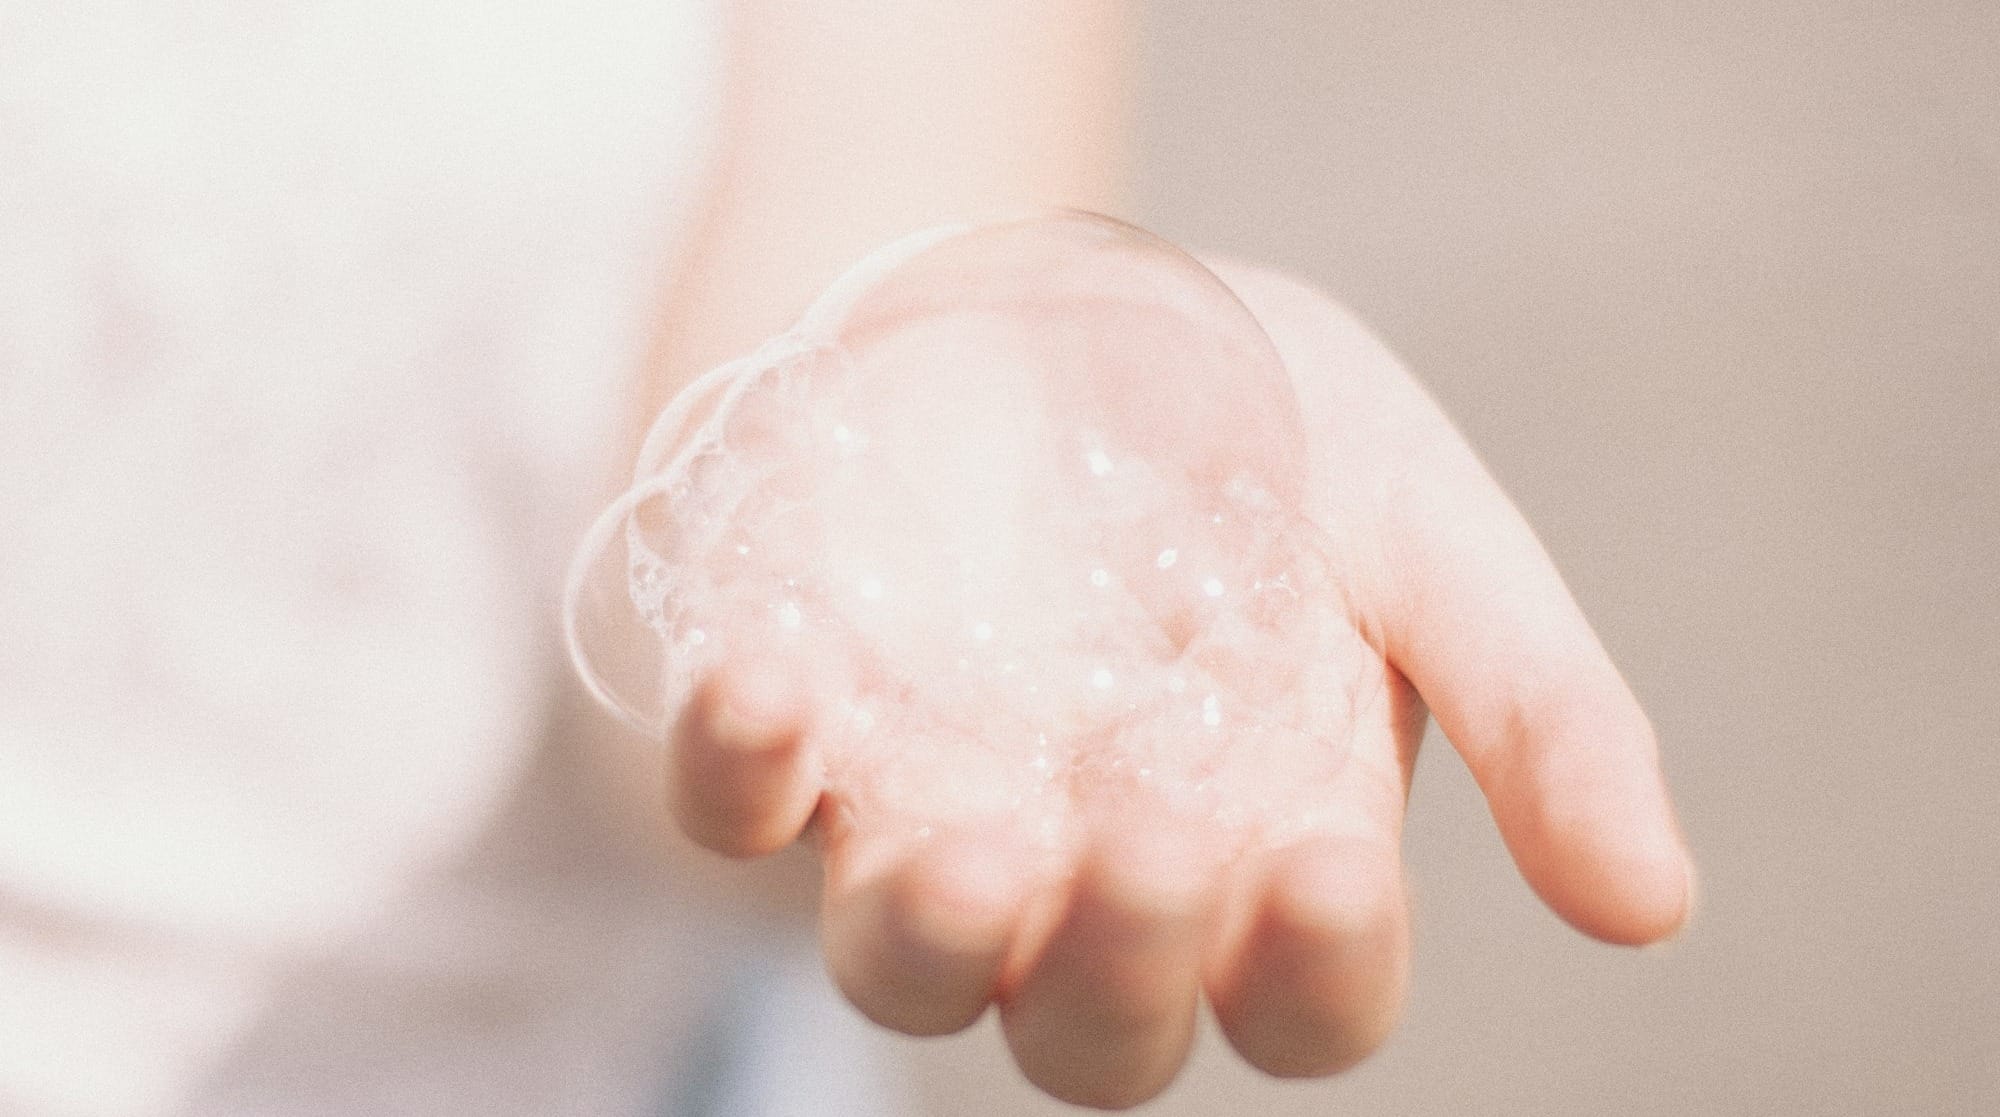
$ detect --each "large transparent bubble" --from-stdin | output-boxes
[566,212,1361,847]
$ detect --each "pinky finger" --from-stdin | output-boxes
[667,662,823,858]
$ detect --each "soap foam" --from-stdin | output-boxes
[567,212,1369,852]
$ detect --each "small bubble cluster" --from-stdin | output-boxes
[566,212,1365,849]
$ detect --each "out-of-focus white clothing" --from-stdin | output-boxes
[0,4,900,1113]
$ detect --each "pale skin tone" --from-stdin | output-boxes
[634,2,1693,1109]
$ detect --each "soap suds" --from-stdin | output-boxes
[568,213,1369,853]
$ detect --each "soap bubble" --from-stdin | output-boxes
[566,211,1363,847]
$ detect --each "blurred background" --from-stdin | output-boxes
[910,2,2000,1113]
[5,2,1992,1114]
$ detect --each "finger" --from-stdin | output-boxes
[1376,392,1692,945]
[1218,264,1693,946]
[1208,835,1410,1077]
[667,662,823,858]
[999,829,1207,1110]
[820,828,1026,1037]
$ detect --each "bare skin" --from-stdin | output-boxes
[659,263,1692,1108]
[629,4,1690,1109]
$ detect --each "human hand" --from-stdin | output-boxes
[620,240,1691,1109]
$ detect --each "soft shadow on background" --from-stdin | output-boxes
[912,2,1999,1113]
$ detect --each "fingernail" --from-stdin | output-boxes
[1645,855,1699,951]
[1677,855,1700,933]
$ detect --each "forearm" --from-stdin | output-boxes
[640,0,1134,433]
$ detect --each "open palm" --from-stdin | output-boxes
[659,262,1691,1110]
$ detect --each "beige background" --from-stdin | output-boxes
[912,2,2000,1113]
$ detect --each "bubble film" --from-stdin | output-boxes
[566,212,1363,848]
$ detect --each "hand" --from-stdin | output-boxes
[661,263,1693,1109]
